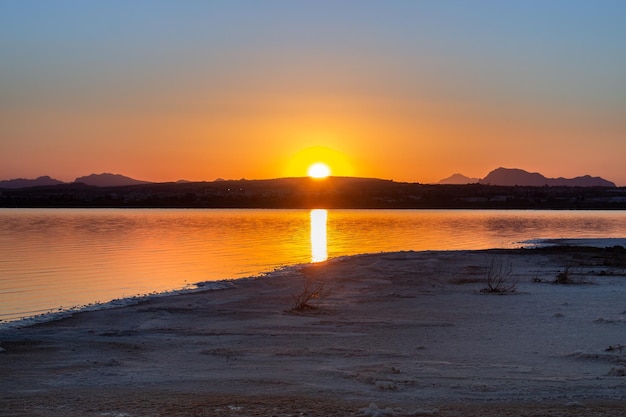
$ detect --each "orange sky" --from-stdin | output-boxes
[2,1,625,185]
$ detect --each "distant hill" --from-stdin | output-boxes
[438,173,480,185]
[0,175,65,189]
[0,173,153,189]
[3,175,626,209]
[478,168,616,187]
[74,173,152,187]
[439,168,615,187]
[2,168,617,190]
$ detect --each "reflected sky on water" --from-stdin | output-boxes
[2,208,626,323]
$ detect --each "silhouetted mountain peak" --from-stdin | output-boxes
[478,167,615,187]
[438,173,480,185]
[74,173,152,187]
[0,175,65,189]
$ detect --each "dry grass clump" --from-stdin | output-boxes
[554,266,573,284]
[552,266,594,285]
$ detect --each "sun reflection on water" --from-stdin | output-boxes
[310,209,328,262]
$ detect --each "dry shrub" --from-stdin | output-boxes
[554,266,573,284]
[481,256,518,294]
[553,266,593,285]
[290,277,327,312]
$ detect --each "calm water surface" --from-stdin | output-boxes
[1,208,626,323]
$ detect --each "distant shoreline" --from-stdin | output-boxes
[2,178,626,209]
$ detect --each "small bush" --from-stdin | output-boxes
[290,278,326,312]
[553,266,593,285]
[481,256,517,293]
[554,267,572,284]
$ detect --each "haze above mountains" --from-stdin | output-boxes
[0,168,618,189]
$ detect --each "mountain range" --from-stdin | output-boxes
[74,173,152,187]
[0,175,66,189]
[439,167,616,187]
[0,173,152,189]
[0,168,618,189]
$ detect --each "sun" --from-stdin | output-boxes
[307,162,331,179]
[283,145,354,178]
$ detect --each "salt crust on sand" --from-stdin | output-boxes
[1,244,625,416]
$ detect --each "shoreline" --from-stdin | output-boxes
[3,208,626,325]
[4,237,626,330]
[1,245,625,415]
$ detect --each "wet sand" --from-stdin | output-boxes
[1,246,625,416]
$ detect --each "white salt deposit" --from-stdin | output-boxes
[1,244,624,414]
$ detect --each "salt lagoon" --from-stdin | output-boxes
[2,208,626,323]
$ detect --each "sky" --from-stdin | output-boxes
[1,0,625,185]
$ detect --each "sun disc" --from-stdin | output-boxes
[307,162,331,178]
[284,145,354,178]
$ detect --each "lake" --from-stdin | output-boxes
[1,208,626,323]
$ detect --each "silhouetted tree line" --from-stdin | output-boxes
[1,177,625,209]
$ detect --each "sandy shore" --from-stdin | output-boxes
[1,246,625,416]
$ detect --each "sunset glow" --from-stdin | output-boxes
[284,145,353,178]
[1,2,626,185]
